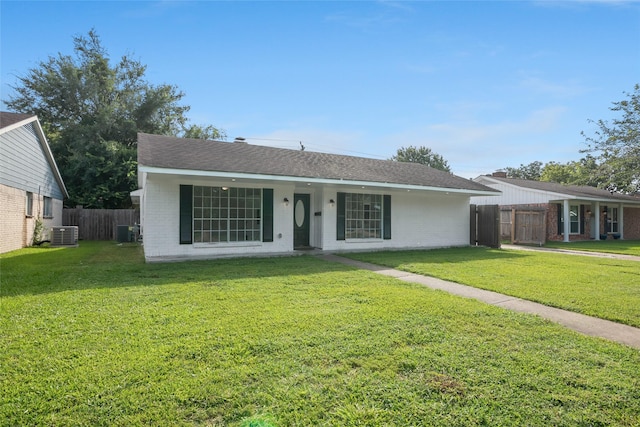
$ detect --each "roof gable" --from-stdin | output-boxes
[137,132,498,194]
[0,112,36,133]
[0,111,68,199]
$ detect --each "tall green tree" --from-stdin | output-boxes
[503,161,543,180]
[581,84,640,194]
[540,156,600,187]
[5,30,225,208]
[390,145,451,172]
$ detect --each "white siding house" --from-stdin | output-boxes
[0,112,68,253]
[136,133,499,262]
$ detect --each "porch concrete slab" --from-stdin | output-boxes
[319,254,640,350]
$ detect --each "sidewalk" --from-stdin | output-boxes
[319,254,640,350]
[501,244,640,261]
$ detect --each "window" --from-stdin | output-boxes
[192,186,261,243]
[345,193,382,239]
[43,197,53,218]
[26,192,33,217]
[607,207,619,233]
[569,205,580,234]
[559,204,581,234]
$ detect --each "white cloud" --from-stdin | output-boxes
[376,106,571,178]
[223,107,575,180]
[519,74,590,98]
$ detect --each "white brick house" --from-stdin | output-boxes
[136,133,498,262]
[0,112,68,253]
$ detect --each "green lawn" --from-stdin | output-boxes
[1,242,639,426]
[544,239,640,257]
[345,247,640,328]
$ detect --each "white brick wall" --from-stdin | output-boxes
[141,175,473,262]
[320,187,470,252]
[142,174,295,261]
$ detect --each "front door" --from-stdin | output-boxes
[293,194,310,249]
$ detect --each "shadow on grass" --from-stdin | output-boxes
[1,243,530,298]
[0,241,355,297]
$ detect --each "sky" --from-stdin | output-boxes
[1,0,639,178]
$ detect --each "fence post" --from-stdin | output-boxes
[511,208,516,244]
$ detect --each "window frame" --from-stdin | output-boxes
[43,196,53,219]
[608,207,619,233]
[344,193,383,240]
[559,203,581,235]
[569,204,580,234]
[192,186,262,244]
[26,192,34,217]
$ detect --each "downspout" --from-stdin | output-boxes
[563,199,570,242]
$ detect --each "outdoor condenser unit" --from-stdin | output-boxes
[50,226,79,247]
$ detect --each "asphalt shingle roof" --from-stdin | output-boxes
[0,112,35,130]
[138,132,497,193]
[485,176,640,203]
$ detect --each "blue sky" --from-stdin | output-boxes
[2,1,638,178]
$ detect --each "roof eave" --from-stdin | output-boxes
[0,115,36,135]
[32,117,69,199]
[139,165,499,196]
[478,176,640,205]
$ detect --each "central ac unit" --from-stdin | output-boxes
[51,226,78,247]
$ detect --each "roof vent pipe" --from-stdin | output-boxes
[233,137,247,143]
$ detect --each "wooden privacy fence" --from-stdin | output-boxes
[502,208,547,245]
[63,209,139,241]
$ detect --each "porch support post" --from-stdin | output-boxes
[619,203,624,240]
[594,201,600,240]
[563,199,570,242]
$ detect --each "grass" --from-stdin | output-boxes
[1,242,639,426]
[543,239,640,257]
[345,246,640,328]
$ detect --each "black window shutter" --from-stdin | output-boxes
[383,195,391,239]
[179,185,193,244]
[336,192,346,240]
[557,203,562,235]
[262,189,274,242]
[580,205,585,234]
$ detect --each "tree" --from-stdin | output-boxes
[581,84,640,194]
[5,30,225,208]
[183,123,226,141]
[503,161,543,180]
[540,156,600,187]
[390,145,451,172]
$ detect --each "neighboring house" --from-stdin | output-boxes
[136,133,499,262]
[471,172,640,243]
[0,112,68,253]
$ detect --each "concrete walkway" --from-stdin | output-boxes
[319,254,640,350]
[501,244,640,261]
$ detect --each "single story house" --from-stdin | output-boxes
[135,133,499,262]
[0,112,68,253]
[471,172,640,243]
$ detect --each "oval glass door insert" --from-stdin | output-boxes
[295,199,305,227]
